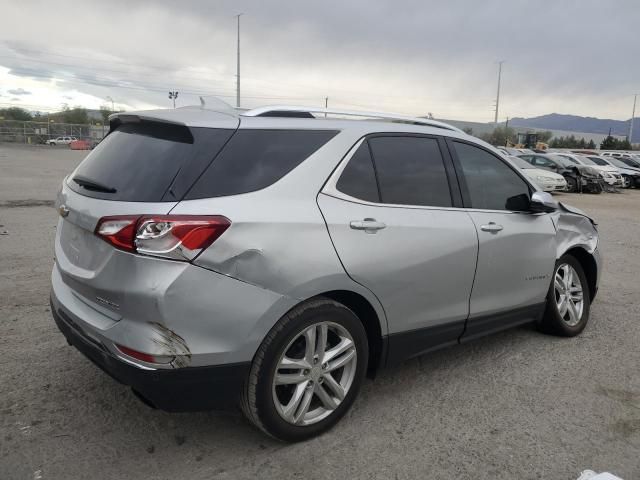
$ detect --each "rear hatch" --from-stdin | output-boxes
[55,113,239,313]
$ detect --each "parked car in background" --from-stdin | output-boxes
[600,151,640,164]
[518,153,603,193]
[48,136,77,146]
[50,105,601,441]
[496,146,522,156]
[615,156,640,170]
[554,153,622,187]
[507,155,567,192]
[584,155,640,188]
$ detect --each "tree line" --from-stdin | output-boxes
[0,106,117,125]
[464,125,634,151]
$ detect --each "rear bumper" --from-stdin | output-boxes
[51,296,250,411]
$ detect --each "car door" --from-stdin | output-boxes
[447,140,557,341]
[318,134,478,364]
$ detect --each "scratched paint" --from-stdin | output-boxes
[147,322,192,368]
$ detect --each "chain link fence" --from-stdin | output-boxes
[0,119,107,145]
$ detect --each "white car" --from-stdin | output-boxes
[48,136,77,146]
[587,155,640,188]
[507,155,567,192]
[556,153,623,187]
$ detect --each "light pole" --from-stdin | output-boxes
[494,61,504,126]
[235,13,243,108]
[106,96,115,112]
[168,91,179,109]
[629,93,637,145]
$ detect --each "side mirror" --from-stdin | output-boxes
[530,191,558,213]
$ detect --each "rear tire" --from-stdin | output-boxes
[539,254,591,337]
[566,177,578,193]
[241,298,368,442]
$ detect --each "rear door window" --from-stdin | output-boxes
[367,136,452,207]
[185,129,338,199]
[68,122,235,202]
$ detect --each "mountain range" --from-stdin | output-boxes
[508,113,637,143]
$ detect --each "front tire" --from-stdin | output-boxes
[566,177,578,193]
[539,254,591,336]
[241,298,368,442]
[622,175,633,189]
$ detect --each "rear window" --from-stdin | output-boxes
[184,129,338,199]
[68,122,234,202]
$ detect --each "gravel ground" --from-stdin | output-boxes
[1,144,638,480]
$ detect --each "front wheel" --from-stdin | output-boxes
[241,299,368,442]
[539,254,591,336]
[622,175,633,188]
[566,177,578,193]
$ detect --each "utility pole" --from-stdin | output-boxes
[504,117,509,146]
[168,91,179,108]
[106,96,115,112]
[236,13,243,109]
[629,93,637,145]
[494,61,504,126]
[324,96,328,118]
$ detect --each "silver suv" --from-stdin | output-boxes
[51,105,601,441]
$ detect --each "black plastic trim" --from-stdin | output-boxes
[385,320,465,366]
[460,302,545,342]
[383,302,546,366]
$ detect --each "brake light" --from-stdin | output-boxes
[95,216,139,252]
[95,215,230,261]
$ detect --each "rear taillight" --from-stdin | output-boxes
[95,215,230,261]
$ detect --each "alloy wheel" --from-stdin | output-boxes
[554,263,584,327]
[272,321,357,426]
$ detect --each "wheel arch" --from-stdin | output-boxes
[562,247,598,301]
[314,290,386,377]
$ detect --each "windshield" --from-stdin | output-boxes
[552,154,578,166]
[509,156,535,169]
[587,156,609,166]
[608,158,632,169]
[576,156,597,166]
[548,154,574,167]
[620,157,640,168]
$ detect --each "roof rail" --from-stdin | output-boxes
[241,105,465,133]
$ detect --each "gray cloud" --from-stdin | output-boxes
[7,87,31,95]
[1,0,639,120]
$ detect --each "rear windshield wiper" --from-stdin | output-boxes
[72,175,117,194]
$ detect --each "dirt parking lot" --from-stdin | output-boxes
[1,144,639,480]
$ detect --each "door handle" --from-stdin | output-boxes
[480,222,503,233]
[350,218,386,233]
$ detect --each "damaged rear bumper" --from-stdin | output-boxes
[51,296,250,411]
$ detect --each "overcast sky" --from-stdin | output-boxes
[1,0,638,122]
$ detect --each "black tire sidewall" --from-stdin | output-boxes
[253,300,368,442]
[543,255,591,336]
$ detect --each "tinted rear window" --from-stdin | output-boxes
[368,136,452,207]
[68,122,234,202]
[185,129,338,199]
